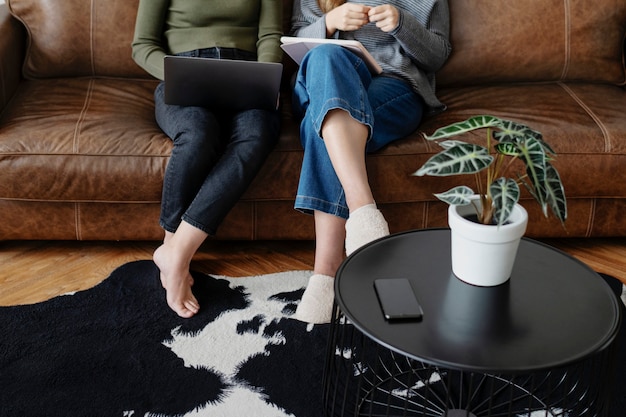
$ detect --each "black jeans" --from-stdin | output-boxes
[154,48,280,235]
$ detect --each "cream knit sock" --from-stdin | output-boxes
[294,274,335,324]
[345,204,389,256]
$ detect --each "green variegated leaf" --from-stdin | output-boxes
[490,178,520,226]
[493,119,541,142]
[413,143,493,177]
[434,186,475,206]
[423,115,501,141]
[437,140,468,150]
[516,136,547,201]
[543,163,567,223]
[494,142,521,157]
[494,119,555,154]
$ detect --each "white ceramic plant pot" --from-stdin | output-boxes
[448,198,528,286]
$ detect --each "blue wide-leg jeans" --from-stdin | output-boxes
[292,44,425,219]
[154,48,280,236]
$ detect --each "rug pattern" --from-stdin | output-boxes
[0,260,623,417]
[0,261,326,417]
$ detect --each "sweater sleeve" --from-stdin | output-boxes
[131,0,169,80]
[289,0,329,38]
[256,0,284,63]
[390,1,451,73]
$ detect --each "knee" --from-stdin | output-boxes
[234,109,280,149]
[175,108,218,141]
[298,44,362,89]
[305,44,347,63]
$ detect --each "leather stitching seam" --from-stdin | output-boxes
[558,82,611,153]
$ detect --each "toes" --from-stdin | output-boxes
[169,296,199,318]
[174,305,196,319]
[185,301,200,315]
[163,276,200,318]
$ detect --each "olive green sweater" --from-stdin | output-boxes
[132,0,283,80]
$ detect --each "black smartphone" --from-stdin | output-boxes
[374,278,424,321]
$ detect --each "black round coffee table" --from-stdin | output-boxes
[323,229,622,417]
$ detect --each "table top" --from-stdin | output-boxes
[335,229,622,373]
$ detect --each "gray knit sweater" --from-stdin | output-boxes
[290,0,451,112]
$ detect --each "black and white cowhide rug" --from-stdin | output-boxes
[0,260,624,417]
[0,261,327,417]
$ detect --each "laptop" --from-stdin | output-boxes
[163,56,283,111]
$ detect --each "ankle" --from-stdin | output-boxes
[349,202,377,216]
[154,242,190,274]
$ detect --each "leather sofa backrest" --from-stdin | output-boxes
[437,0,626,87]
[7,0,296,80]
[7,0,626,86]
[7,0,148,79]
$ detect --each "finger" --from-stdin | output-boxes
[376,21,393,32]
[345,12,369,28]
[368,6,398,32]
[350,4,371,13]
[340,17,367,31]
[367,5,385,19]
[348,6,370,21]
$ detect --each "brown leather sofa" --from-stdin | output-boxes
[0,0,625,241]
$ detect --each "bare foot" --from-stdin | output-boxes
[153,244,200,318]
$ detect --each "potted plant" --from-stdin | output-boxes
[413,115,567,286]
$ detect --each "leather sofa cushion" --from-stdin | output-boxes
[0,78,169,202]
[437,0,626,87]
[3,78,624,207]
[7,0,147,79]
[0,76,303,203]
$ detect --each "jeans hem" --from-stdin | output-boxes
[312,98,374,142]
[182,215,216,236]
[159,220,177,235]
[295,195,349,219]
[160,218,216,237]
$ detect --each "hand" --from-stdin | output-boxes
[368,5,400,33]
[326,3,371,35]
